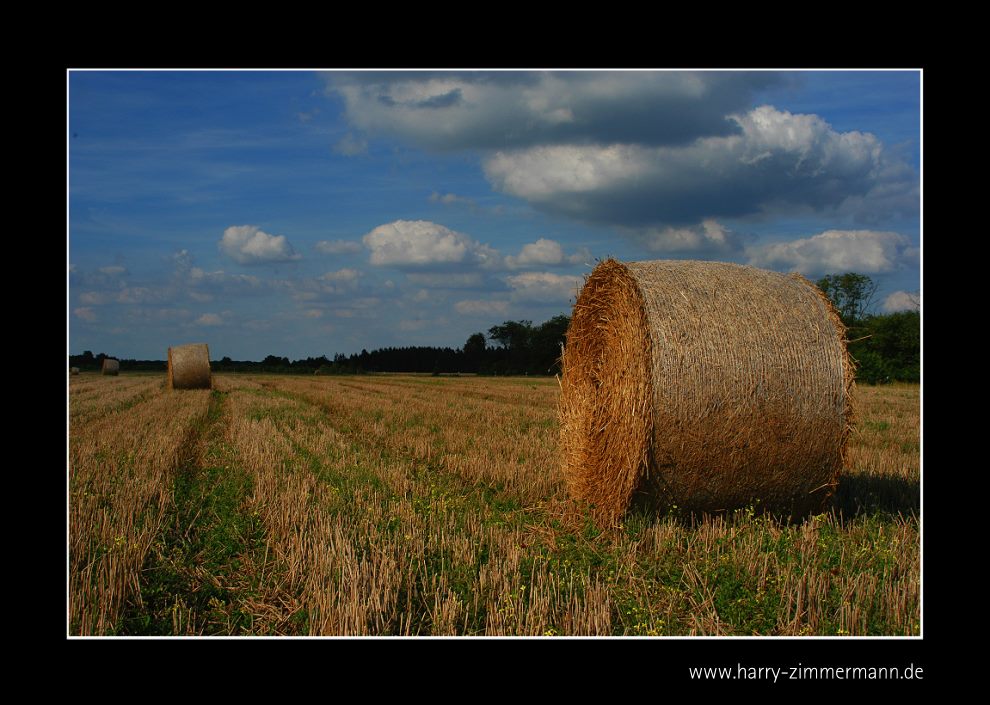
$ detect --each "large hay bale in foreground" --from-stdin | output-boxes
[559,259,853,523]
[167,343,212,390]
[70,367,80,375]
[101,359,119,376]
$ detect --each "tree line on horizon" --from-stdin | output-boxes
[68,315,572,377]
[69,274,919,383]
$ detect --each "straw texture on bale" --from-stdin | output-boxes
[559,258,853,523]
[167,343,212,390]
[101,359,119,376]
[70,367,80,375]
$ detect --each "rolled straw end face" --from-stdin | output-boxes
[559,259,654,524]
[559,259,853,524]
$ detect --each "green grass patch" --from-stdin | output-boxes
[118,391,267,635]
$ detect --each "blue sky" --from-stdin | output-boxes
[68,70,921,360]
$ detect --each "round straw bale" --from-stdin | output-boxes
[167,343,212,390]
[70,367,80,375]
[559,258,853,523]
[101,359,119,376]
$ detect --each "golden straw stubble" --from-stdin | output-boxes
[559,258,853,523]
[167,343,212,390]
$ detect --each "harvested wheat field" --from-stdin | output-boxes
[68,372,920,636]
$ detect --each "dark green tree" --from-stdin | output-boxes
[530,314,570,374]
[816,273,878,324]
[817,273,919,384]
[488,320,533,350]
[850,310,920,383]
[488,320,534,374]
[463,332,487,371]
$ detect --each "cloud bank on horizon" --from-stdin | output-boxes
[69,70,920,360]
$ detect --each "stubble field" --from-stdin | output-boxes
[68,373,920,636]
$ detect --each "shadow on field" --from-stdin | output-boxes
[830,472,920,519]
[623,471,920,528]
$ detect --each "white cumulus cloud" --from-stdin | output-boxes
[747,229,913,274]
[482,105,910,231]
[506,272,583,302]
[882,290,920,313]
[634,219,741,254]
[219,225,301,265]
[429,191,475,206]
[189,267,262,290]
[455,299,510,316]
[507,238,566,267]
[79,291,109,305]
[320,268,361,285]
[504,238,591,268]
[117,287,168,304]
[406,272,485,289]
[363,220,501,269]
[195,313,224,326]
[74,307,97,321]
[315,239,362,255]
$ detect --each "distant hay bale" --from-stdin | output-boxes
[101,359,119,376]
[167,343,212,390]
[70,367,80,375]
[559,258,854,523]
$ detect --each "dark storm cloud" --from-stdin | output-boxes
[483,106,916,229]
[325,71,780,151]
[323,70,917,252]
